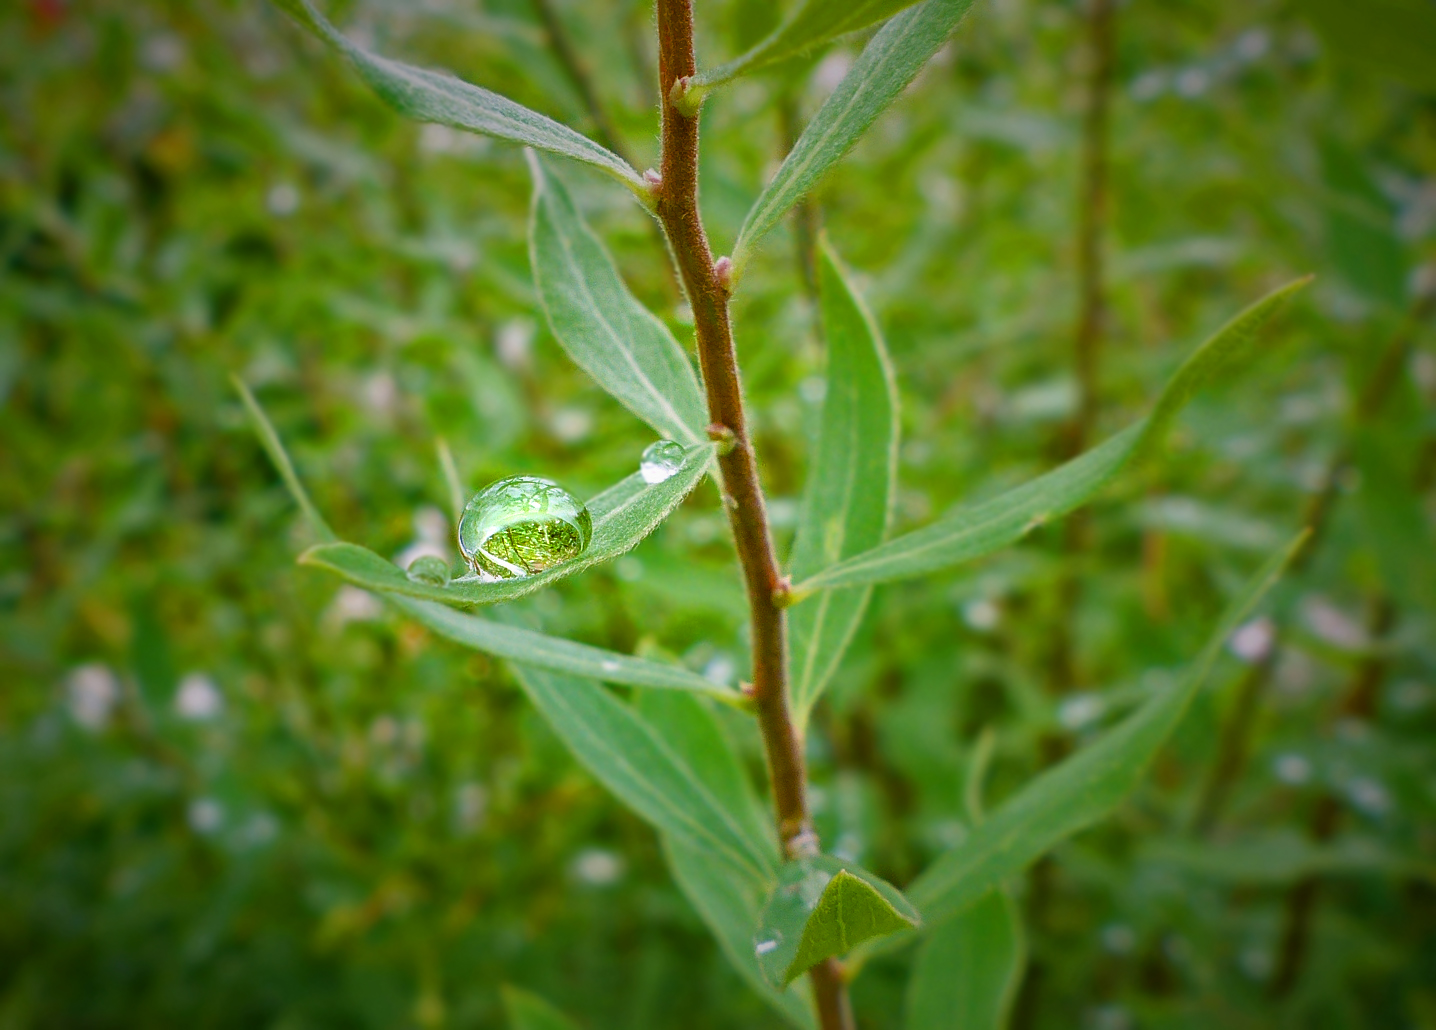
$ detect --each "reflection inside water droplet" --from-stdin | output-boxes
[639,440,685,484]
[458,476,592,580]
[406,554,451,587]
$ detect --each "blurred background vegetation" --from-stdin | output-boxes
[2,0,1434,1027]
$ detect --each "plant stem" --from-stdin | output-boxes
[651,3,851,1026]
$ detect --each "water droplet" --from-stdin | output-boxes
[639,440,686,484]
[458,476,592,579]
[754,939,778,956]
[406,555,452,587]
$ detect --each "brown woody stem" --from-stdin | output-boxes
[652,1,852,1026]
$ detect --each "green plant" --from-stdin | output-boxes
[248,2,1315,1026]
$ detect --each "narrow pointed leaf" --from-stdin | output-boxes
[272,0,644,195]
[905,889,1025,1030]
[638,696,810,1025]
[789,241,899,724]
[233,377,336,543]
[693,0,925,93]
[528,153,707,445]
[895,533,1307,933]
[391,597,742,702]
[756,854,920,986]
[664,837,816,1029]
[635,692,773,847]
[501,987,581,1030]
[299,444,714,606]
[732,0,978,277]
[792,278,1311,598]
[510,665,775,883]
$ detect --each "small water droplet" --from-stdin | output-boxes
[754,939,778,956]
[406,555,452,587]
[458,476,592,580]
[639,440,686,484]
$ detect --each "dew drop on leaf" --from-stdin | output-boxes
[639,440,685,484]
[406,554,451,587]
[457,476,592,580]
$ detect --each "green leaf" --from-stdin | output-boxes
[233,376,335,543]
[634,692,773,847]
[731,0,978,278]
[663,836,816,1029]
[788,240,899,725]
[528,154,708,446]
[904,889,1025,1030]
[1302,0,1436,93]
[390,597,743,703]
[895,533,1308,932]
[756,854,919,986]
[635,695,811,1026]
[271,0,645,196]
[510,665,775,883]
[501,986,582,1030]
[298,444,714,606]
[691,0,925,96]
[791,278,1311,599]
[1320,140,1408,310]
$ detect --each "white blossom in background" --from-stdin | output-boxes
[703,653,737,688]
[454,782,488,834]
[963,598,1001,633]
[66,664,120,731]
[1302,596,1367,650]
[494,318,533,371]
[174,672,223,721]
[1058,693,1104,731]
[548,407,593,443]
[187,798,224,834]
[811,50,854,96]
[1272,752,1312,785]
[328,585,383,627]
[1346,776,1391,816]
[1228,615,1275,663]
[265,182,300,217]
[570,847,624,887]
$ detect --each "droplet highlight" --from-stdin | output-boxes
[639,440,685,485]
[406,554,451,587]
[458,476,592,580]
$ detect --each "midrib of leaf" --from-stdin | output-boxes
[790,277,1312,597]
[272,0,645,195]
[514,667,774,883]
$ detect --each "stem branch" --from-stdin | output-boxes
[652,3,852,1026]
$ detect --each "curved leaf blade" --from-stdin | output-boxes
[233,376,335,543]
[664,836,816,1028]
[272,0,644,194]
[502,987,582,1030]
[511,665,775,883]
[693,0,925,94]
[528,153,708,446]
[792,278,1311,598]
[904,889,1025,1030]
[638,695,811,1026]
[299,444,714,606]
[896,533,1307,934]
[756,854,919,987]
[788,241,899,724]
[731,0,978,277]
[391,597,742,702]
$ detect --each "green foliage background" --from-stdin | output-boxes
[2,0,1434,1027]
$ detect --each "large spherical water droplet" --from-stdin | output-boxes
[458,476,592,580]
[406,554,451,587]
[639,440,685,485]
